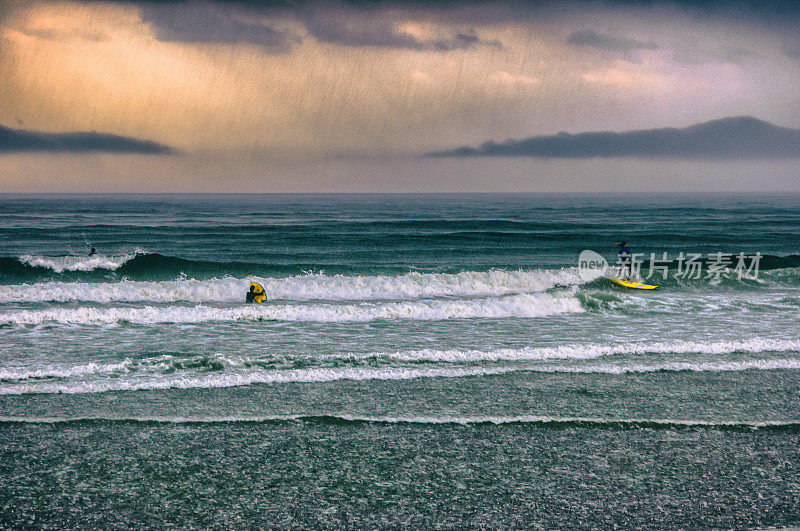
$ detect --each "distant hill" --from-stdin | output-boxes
[0,125,171,154]
[429,116,800,159]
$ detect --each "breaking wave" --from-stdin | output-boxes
[2,252,800,284]
[0,292,584,326]
[0,269,583,303]
[3,338,799,383]
[3,357,798,395]
[356,338,800,363]
[0,253,269,283]
[17,253,138,273]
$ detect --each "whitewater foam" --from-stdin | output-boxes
[18,253,138,273]
[0,292,584,325]
[0,360,133,381]
[3,338,798,383]
[367,338,800,362]
[2,358,798,395]
[0,268,583,303]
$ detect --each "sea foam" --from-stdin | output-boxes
[0,268,582,303]
[3,338,798,383]
[3,357,799,395]
[18,253,138,273]
[0,292,584,326]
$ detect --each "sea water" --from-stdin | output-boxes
[1,193,799,527]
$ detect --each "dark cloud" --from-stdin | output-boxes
[428,117,800,159]
[567,29,657,52]
[82,1,800,52]
[139,3,301,50]
[0,125,171,154]
[137,1,500,50]
[83,0,800,25]
[85,0,500,50]
[302,8,500,50]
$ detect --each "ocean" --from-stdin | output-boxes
[1,193,799,528]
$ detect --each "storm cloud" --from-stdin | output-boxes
[429,117,800,159]
[301,7,500,50]
[0,125,171,154]
[137,1,499,51]
[138,3,301,50]
[94,1,800,55]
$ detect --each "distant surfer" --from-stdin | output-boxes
[89,247,97,256]
[616,241,631,278]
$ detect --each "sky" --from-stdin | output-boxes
[1,0,799,192]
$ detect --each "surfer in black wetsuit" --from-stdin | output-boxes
[617,241,631,278]
[246,284,258,303]
[89,248,97,256]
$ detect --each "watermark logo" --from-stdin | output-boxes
[578,250,762,281]
[578,249,609,281]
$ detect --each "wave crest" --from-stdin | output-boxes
[18,253,138,273]
[2,357,799,395]
[0,292,584,326]
[0,268,583,303]
[2,252,799,284]
[3,338,799,383]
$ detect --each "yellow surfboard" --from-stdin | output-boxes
[610,278,658,290]
[250,282,267,303]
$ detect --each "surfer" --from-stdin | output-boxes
[89,248,97,256]
[246,282,267,303]
[616,241,631,278]
[246,284,259,303]
[609,241,658,289]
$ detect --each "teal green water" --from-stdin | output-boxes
[1,194,799,527]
